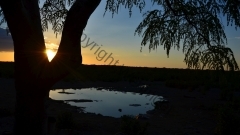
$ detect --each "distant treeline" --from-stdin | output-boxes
[0,62,14,78]
[1,62,240,90]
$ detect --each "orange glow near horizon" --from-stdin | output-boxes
[46,49,56,61]
[0,52,14,61]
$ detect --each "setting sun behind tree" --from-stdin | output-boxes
[46,49,56,61]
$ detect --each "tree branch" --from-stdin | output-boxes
[41,0,101,85]
[0,0,48,79]
[0,0,45,53]
[22,0,45,49]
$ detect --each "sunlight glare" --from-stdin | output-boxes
[46,49,56,61]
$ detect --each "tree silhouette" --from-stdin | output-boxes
[0,0,100,134]
[0,0,239,134]
[105,0,239,71]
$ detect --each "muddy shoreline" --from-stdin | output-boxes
[1,78,240,134]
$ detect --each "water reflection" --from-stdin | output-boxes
[49,88,165,118]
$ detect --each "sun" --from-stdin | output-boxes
[46,49,56,61]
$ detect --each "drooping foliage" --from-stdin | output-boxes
[0,7,6,26]
[40,0,75,37]
[0,0,239,71]
[104,0,240,71]
[0,0,76,36]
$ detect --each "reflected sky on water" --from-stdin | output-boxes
[50,88,164,118]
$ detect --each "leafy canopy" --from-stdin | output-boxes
[0,0,239,71]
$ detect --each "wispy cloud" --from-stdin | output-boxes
[234,37,240,39]
[45,42,59,51]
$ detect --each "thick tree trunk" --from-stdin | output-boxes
[0,0,101,134]
[14,80,49,135]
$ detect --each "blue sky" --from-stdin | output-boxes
[0,0,239,68]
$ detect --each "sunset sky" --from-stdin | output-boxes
[0,1,240,68]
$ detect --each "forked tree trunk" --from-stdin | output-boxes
[0,0,101,134]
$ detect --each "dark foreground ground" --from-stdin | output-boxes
[1,78,240,135]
